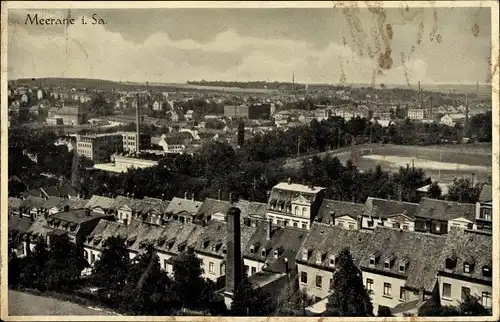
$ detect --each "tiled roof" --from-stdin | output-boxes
[165,197,202,216]
[27,217,51,237]
[9,215,34,234]
[194,219,257,258]
[20,196,46,209]
[437,229,492,284]
[110,195,133,210]
[479,184,492,202]
[50,209,110,224]
[155,221,205,256]
[244,221,306,274]
[8,197,22,210]
[363,197,419,219]
[360,226,447,292]
[84,220,128,249]
[296,223,373,268]
[42,183,77,197]
[415,198,476,221]
[140,197,170,213]
[233,199,267,219]
[85,195,115,210]
[62,198,88,209]
[274,182,326,194]
[317,199,365,223]
[42,196,65,209]
[195,198,230,220]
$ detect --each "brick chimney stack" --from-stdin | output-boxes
[224,206,243,309]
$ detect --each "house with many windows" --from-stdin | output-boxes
[314,199,365,230]
[360,197,419,231]
[266,180,326,230]
[475,185,492,232]
[414,198,477,234]
[437,229,492,310]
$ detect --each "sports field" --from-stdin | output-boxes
[286,143,492,183]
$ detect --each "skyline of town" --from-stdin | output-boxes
[8,7,492,85]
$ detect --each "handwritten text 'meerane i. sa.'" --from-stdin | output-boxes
[24,13,107,25]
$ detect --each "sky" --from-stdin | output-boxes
[7,6,492,86]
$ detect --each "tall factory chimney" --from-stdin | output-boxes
[428,97,433,119]
[224,206,243,309]
[292,70,295,96]
[135,93,140,153]
[418,81,421,107]
[465,93,469,125]
[476,81,479,97]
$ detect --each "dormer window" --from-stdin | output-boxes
[482,266,491,277]
[464,259,475,274]
[399,259,409,273]
[329,256,336,267]
[203,240,210,249]
[445,255,457,270]
[273,250,278,259]
[315,253,322,265]
[222,246,227,254]
[464,263,470,273]
[369,251,380,266]
[211,244,217,252]
[261,249,267,258]
[302,249,309,261]
[384,254,395,269]
[250,245,255,254]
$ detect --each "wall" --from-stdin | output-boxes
[243,258,267,277]
[362,271,410,313]
[335,216,358,230]
[297,263,334,301]
[196,253,225,282]
[438,275,492,309]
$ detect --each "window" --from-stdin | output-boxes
[366,278,373,291]
[383,282,392,296]
[315,275,323,288]
[481,292,491,308]
[329,278,334,291]
[251,266,256,275]
[464,264,470,273]
[482,266,491,277]
[261,249,267,257]
[164,259,168,270]
[338,222,344,227]
[220,262,226,275]
[399,264,406,272]
[481,208,492,221]
[293,221,298,228]
[302,249,308,260]
[348,224,355,230]
[244,265,249,276]
[384,261,391,269]
[90,253,95,264]
[302,223,307,230]
[84,251,88,259]
[300,271,308,284]
[250,246,255,254]
[302,207,307,217]
[442,283,451,298]
[461,287,470,301]
[367,220,374,227]
[369,258,376,266]
[393,222,400,229]
[273,250,279,259]
[329,256,336,267]
[400,287,406,300]
[294,206,299,216]
[403,225,409,230]
[209,262,214,274]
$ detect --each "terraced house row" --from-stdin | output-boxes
[8,181,493,315]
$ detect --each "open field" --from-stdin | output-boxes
[285,143,492,183]
[7,290,118,316]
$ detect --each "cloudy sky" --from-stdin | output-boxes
[7,6,492,85]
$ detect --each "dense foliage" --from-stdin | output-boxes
[325,248,373,316]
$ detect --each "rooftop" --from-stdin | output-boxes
[416,198,476,222]
[363,197,419,219]
[316,199,365,223]
[479,184,492,202]
[50,209,111,224]
[273,182,326,194]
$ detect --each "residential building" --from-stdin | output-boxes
[414,198,476,235]
[475,185,492,231]
[49,105,86,125]
[164,196,203,224]
[76,133,123,162]
[440,113,466,127]
[121,131,151,152]
[437,229,492,310]
[84,195,115,214]
[315,199,365,229]
[266,180,326,230]
[360,197,419,231]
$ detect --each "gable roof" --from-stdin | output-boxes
[416,198,476,221]
[479,184,492,202]
[21,196,46,209]
[195,198,230,220]
[165,197,202,215]
[85,195,115,210]
[41,183,77,198]
[363,197,419,219]
[296,223,373,268]
[42,196,65,209]
[360,226,447,292]
[437,229,492,284]
[49,209,111,224]
[316,199,365,224]
[244,221,306,274]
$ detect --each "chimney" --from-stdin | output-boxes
[161,193,165,201]
[471,173,476,186]
[266,219,272,240]
[287,177,292,185]
[224,207,243,308]
[135,93,140,152]
[284,257,289,278]
[429,97,433,118]
[191,193,195,202]
[218,189,221,201]
[418,81,421,107]
[330,212,336,226]
[229,192,234,204]
[127,192,130,199]
[184,191,188,200]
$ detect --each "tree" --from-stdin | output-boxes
[275,276,314,316]
[230,277,275,316]
[121,245,179,315]
[447,178,481,203]
[325,248,373,316]
[92,236,130,294]
[19,236,49,290]
[172,249,206,309]
[43,235,87,291]
[418,281,442,316]
[427,182,442,199]
[458,294,490,316]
